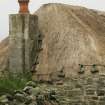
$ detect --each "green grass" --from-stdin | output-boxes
[0,73,32,95]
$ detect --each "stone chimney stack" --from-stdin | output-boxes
[9,0,39,76]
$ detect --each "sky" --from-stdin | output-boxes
[0,0,105,41]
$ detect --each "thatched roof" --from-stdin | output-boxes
[35,3,105,76]
[1,3,105,77]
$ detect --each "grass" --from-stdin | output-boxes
[0,72,32,95]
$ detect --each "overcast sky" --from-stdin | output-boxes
[0,0,105,41]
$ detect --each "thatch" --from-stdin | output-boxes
[35,3,105,77]
[1,3,105,78]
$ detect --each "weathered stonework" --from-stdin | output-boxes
[9,14,39,76]
[1,74,105,105]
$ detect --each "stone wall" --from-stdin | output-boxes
[0,73,105,105]
[55,74,105,105]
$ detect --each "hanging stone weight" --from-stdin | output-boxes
[78,64,85,74]
[91,64,99,73]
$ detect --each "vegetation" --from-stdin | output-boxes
[0,72,32,95]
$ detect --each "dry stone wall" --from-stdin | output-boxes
[56,74,105,105]
[1,74,105,105]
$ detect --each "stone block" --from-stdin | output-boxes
[69,100,83,105]
[84,95,98,102]
[99,96,105,101]
[86,77,93,85]
[91,96,98,100]
[67,89,83,98]
[88,100,98,105]
[97,89,105,96]
[85,88,96,95]
[98,101,105,105]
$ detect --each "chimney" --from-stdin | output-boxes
[18,0,29,13]
[9,0,39,77]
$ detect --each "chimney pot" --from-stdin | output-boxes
[18,0,30,13]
